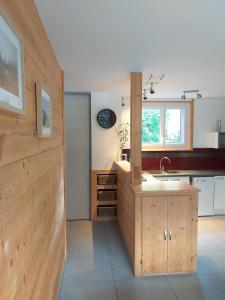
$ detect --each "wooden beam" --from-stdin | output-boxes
[130,72,142,185]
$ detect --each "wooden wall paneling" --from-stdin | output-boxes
[117,166,136,269]
[134,194,142,276]
[0,1,65,299]
[130,72,142,185]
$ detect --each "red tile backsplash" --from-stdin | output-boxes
[142,156,225,170]
[122,148,225,170]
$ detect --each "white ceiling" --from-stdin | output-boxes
[35,0,225,98]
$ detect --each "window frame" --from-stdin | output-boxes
[142,100,193,151]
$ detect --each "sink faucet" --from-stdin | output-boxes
[121,153,128,161]
[160,157,171,171]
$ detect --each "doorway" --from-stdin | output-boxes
[64,93,91,220]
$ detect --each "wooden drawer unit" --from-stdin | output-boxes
[97,206,117,217]
[92,170,117,221]
[97,174,117,185]
[97,190,117,201]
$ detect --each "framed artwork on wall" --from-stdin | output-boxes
[36,82,52,138]
[0,13,25,115]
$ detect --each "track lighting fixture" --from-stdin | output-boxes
[142,74,165,100]
[181,90,202,100]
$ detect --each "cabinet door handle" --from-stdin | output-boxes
[164,229,167,240]
[169,229,172,240]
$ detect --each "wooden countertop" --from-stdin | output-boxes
[132,181,199,195]
[115,161,199,195]
[115,160,131,173]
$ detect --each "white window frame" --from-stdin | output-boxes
[142,100,193,151]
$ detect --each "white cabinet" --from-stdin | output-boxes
[192,177,214,216]
[214,176,225,212]
[157,176,190,184]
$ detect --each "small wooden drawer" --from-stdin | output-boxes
[97,174,117,185]
[97,190,117,201]
[97,206,116,217]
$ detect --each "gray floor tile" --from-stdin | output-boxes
[61,219,225,300]
[67,221,108,257]
[116,277,177,300]
[106,224,128,256]
[60,281,117,300]
[62,255,114,283]
[197,255,215,275]
[202,249,225,274]
[167,274,225,300]
[110,253,134,280]
[214,273,225,285]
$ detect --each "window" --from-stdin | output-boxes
[142,101,193,150]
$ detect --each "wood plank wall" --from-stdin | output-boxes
[117,167,136,265]
[0,1,65,299]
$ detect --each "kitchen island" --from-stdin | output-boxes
[115,161,199,276]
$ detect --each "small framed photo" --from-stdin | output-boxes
[0,12,25,115]
[36,82,52,138]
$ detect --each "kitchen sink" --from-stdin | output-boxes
[166,170,180,174]
[148,170,167,175]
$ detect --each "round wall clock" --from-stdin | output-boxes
[97,109,117,129]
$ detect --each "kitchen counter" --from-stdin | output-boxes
[115,160,199,276]
[147,169,225,177]
[115,161,199,195]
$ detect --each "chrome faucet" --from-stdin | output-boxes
[160,157,171,171]
[121,153,128,161]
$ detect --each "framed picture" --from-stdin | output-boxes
[36,82,52,138]
[0,13,25,115]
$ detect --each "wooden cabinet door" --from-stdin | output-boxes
[142,196,168,274]
[167,195,197,273]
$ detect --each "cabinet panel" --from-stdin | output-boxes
[214,176,225,210]
[167,195,197,273]
[142,196,167,274]
[192,177,214,216]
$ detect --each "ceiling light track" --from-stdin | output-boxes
[143,74,165,100]
[181,90,202,100]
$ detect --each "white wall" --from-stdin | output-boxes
[193,98,225,148]
[121,97,225,149]
[91,92,121,170]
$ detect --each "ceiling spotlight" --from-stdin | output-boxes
[142,74,165,100]
[150,83,155,94]
[181,94,186,100]
[181,90,202,100]
[143,89,148,100]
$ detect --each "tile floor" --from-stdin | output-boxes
[59,217,225,300]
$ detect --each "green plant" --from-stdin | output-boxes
[118,123,130,149]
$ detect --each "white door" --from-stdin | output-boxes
[214,176,225,212]
[192,177,214,216]
[65,94,91,220]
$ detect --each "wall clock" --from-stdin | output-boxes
[97,109,117,129]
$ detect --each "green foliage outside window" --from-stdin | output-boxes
[142,109,160,143]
